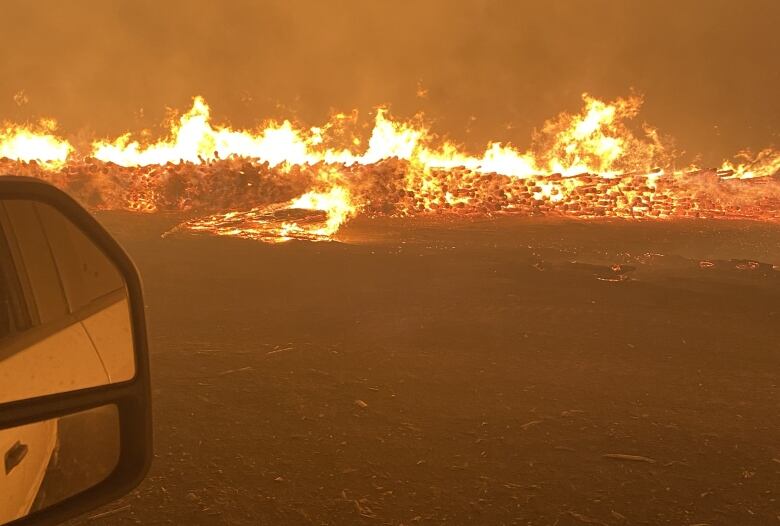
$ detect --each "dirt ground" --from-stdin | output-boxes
[69,214,780,525]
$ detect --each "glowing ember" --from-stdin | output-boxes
[1,93,778,242]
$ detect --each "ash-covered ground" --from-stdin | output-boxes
[71,215,780,525]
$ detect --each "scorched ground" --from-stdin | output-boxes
[62,213,780,526]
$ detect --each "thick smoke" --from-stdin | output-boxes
[1,0,778,167]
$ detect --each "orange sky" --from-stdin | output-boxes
[1,0,778,166]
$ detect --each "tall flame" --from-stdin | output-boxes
[89,94,670,179]
[92,97,327,167]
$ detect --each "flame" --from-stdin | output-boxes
[92,97,329,167]
[88,94,663,179]
[288,186,356,237]
[178,185,356,243]
[88,94,778,186]
[0,120,72,168]
[717,148,780,179]
[1,93,778,243]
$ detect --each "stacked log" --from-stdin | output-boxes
[1,156,779,223]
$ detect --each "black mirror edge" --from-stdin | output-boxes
[0,176,153,526]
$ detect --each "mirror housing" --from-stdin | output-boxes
[0,176,152,525]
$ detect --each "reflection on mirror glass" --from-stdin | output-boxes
[0,404,120,525]
[0,200,135,404]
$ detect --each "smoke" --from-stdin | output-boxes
[1,0,778,167]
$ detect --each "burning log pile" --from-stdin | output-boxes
[0,157,313,212]
[3,155,778,224]
[395,164,780,222]
[2,93,779,241]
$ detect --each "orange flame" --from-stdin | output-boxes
[0,119,72,168]
[88,94,670,179]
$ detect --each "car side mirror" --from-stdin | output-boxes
[0,176,152,525]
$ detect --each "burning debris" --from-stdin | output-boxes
[169,188,355,243]
[1,94,779,242]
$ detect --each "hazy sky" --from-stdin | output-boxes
[1,0,778,164]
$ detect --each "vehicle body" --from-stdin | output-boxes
[0,177,151,526]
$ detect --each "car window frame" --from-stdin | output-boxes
[0,213,33,340]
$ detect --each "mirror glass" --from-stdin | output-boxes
[0,404,120,525]
[0,200,135,404]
